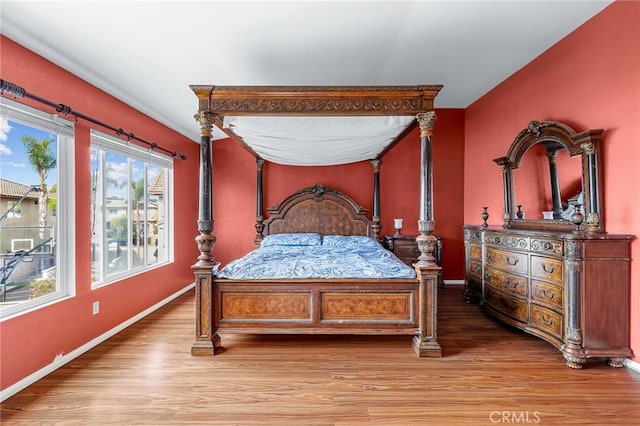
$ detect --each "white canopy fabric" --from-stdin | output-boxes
[222,115,415,166]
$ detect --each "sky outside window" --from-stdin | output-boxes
[0,118,58,186]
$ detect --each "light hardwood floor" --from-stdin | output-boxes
[2,285,639,425]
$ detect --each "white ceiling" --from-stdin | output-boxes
[1,1,613,142]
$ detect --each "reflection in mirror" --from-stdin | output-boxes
[513,142,582,221]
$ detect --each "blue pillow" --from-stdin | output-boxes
[321,235,380,249]
[261,232,322,247]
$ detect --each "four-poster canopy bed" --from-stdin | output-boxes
[189,85,443,356]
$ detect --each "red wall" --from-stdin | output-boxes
[464,1,640,360]
[211,109,466,279]
[0,36,201,390]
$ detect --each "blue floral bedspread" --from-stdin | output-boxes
[217,234,416,279]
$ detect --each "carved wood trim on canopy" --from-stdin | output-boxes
[190,85,442,117]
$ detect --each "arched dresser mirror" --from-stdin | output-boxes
[464,120,633,369]
[493,120,603,232]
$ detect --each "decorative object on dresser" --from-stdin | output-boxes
[480,207,489,229]
[464,120,634,369]
[385,235,444,289]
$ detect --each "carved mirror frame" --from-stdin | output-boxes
[493,120,604,232]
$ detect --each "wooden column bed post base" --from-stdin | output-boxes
[191,266,221,356]
[190,227,221,355]
[412,260,442,358]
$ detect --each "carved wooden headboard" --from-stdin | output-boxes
[262,183,370,238]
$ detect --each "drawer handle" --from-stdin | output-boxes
[540,313,556,326]
[484,271,491,280]
[486,252,494,260]
[541,264,556,274]
[505,279,517,289]
[472,265,481,274]
[541,289,556,300]
[506,257,519,266]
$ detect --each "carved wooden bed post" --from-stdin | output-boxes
[255,158,265,247]
[371,159,381,241]
[413,111,442,357]
[191,110,221,355]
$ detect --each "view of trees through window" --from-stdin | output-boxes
[90,131,170,286]
[0,118,58,305]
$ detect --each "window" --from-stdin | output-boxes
[5,201,22,218]
[0,97,75,320]
[90,130,172,287]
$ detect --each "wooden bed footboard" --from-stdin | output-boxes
[191,264,441,357]
[216,279,418,333]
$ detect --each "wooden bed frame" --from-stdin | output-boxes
[189,86,443,357]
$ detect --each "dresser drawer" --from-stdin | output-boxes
[531,279,563,311]
[530,304,563,339]
[485,286,528,323]
[468,242,481,260]
[530,256,563,284]
[485,247,528,276]
[530,237,563,257]
[468,259,482,280]
[394,243,420,259]
[484,267,527,298]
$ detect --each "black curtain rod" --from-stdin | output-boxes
[0,79,187,160]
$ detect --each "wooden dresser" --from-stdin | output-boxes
[465,120,634,368]
[384,235,444,289]
[464,225,632,368]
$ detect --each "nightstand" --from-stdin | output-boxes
[384,235,444,289]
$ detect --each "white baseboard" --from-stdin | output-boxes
[1,283,195,402]
[626,357,640,374]
[443,279,465,285]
